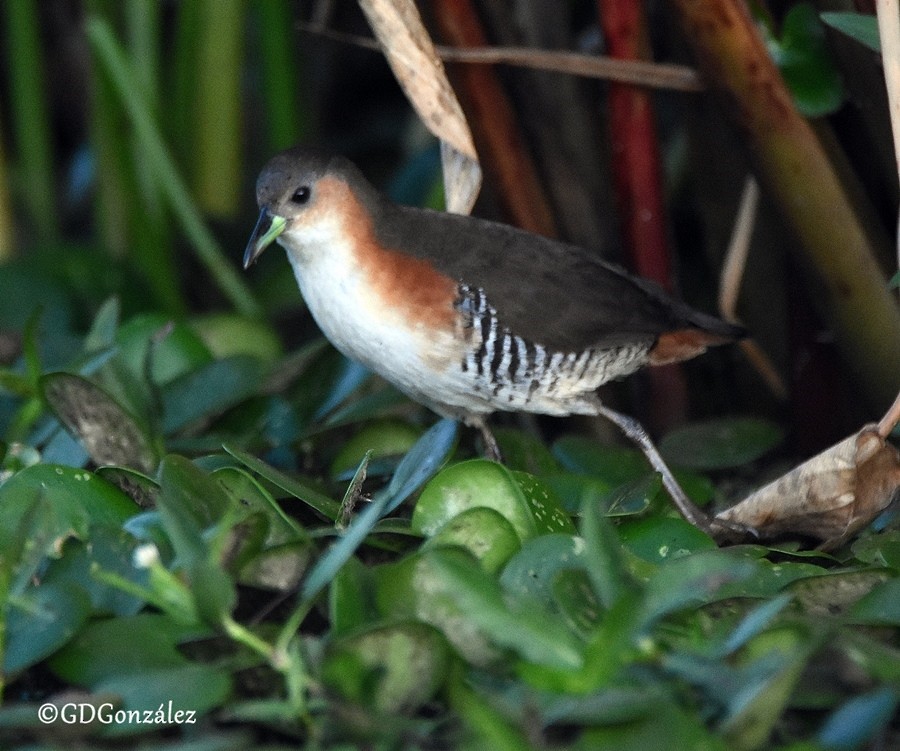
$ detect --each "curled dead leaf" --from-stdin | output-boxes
[358,0,481,214]
[716,425,900,546]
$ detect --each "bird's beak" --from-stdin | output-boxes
[243,210,287,269]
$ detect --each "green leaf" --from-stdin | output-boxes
[224,444,341,520]
[429,548,584,669]
[4,583,92,674]
[413,459,553,543]
[639,551,757,626]
[190,312,282,363]
[577,701,727,751]
[848,578,900,625]
[581,493,633,609]
[511,471,576,534]
[0,464,139,565]
[659,417,782,471]
[768,3,845,117]
[553,436,650,484]
[42,529,147,616]
[619,515,718,564]
[115,312,213,385]
[322,622,451,713]
[425,506,520,574]
[95,663,231,734]
[820,11,880,52]
[818,687,899,751]
[499,533,585,609]
[48,613,202,686]
[378,417,458,514]
[160,355,267,433]
[330,419,422,478]
[329,556,374,637]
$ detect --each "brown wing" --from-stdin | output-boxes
[379,204,743,353]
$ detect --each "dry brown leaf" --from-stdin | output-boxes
[358,0,481,214]
[716,425,900,546]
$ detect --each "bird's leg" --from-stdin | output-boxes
[595,404,748,543]
[467,416,503,463]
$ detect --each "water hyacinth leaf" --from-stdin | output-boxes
[224,444,341,521]
[820,11,880,52]
[618,515,717,564]
[429,548,584,669]
[425,506,520,574]
[600,473,662,516]
[499,533,585,609]
[41,372,158,473]
[161,355,267,434]
[639,551,757,626]
[543,472,614,515]
[239,539,311,591]
[4,583,92,674]
[322,621,451,713]
[374,549,500,666]
[493,426,561,475]
[48,613,200,686]
[659,417,782,471]
[511,471,576,534]
[379,417,457,514]
[413,459,537,542]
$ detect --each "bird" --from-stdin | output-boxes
[244,146,746,538]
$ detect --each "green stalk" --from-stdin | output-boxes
[86,17,262,319]
[669,0,900,410]
[255,1,307,151]
[0,118,14,260]
[3,0,57,245]
[193,0,243,218]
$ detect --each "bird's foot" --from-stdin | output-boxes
[595,404,754,545]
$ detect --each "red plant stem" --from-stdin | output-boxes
[598,0,673,290]
[430,0,557,237]
[599,0,686,430]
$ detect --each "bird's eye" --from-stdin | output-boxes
[290,186,311,205]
